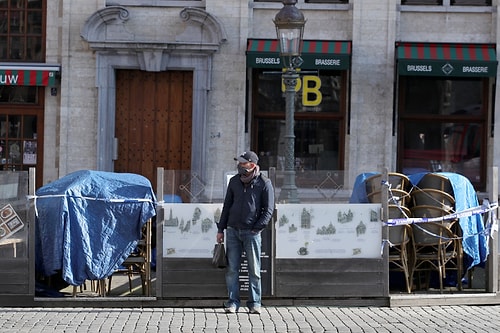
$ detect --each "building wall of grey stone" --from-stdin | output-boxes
[42,0,500,197]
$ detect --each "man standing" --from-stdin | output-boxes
[216,151,275,314]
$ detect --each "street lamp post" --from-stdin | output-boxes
[274,0,306,203]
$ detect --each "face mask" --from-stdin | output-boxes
[237,164,252,175]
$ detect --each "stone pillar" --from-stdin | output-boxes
[348,0,397,180]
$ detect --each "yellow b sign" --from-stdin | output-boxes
[302,76,322,106]
[282,74,322,106]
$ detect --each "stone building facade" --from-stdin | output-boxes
[1,0,498,200]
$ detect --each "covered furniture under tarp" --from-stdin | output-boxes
[35,170,156,287]
[408,172,488,270]
[350,171,489,271]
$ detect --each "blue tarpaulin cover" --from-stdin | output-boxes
[35,170,156,286]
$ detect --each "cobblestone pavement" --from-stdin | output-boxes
[1,305,499,332]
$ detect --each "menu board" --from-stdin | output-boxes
[0,204,24,243]
[275,203,382,259]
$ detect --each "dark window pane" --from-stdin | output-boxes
[0,114,5,138]
[305,0,348,3]
[255,0,349,2]
[402,0,442,4]
[0,12,7,32]
[8,115,21,138]
[401,121,482,183]
[253,66,346,174]
[399,77,486,188]
[256,71,342,114]
[27,10,42,33]
[23,115,37,139]
[26,36,42,60]
[10,10,25,33]
[402,78,483,116]
[0,36,6,58]
[451,0,491,5]
[0,2,44,61]
[0,86,38,104]
[9,35,23,59]
[257,118,340,171]
[28,0,43,9]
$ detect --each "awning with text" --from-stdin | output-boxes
[247,39,351,70]
[397,43,497,77]
[0,64,60,86]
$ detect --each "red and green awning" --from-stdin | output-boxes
[0,64,60,86]
[397,43,497,77]
[247,39,351,70]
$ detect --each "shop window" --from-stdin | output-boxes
[254,0,348,3]
[104,0,206,6]
[401,0,443,4]
[398,77,487,190]
[252,69,346,172]
[0,114,38,172]
[304,0,348,3]
[257,118,341,172]
[0,86,38,104]
[451,0,491,4]
[401,0,491,5]
[0,0,44,61]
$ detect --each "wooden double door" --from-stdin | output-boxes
[114,70,193,189]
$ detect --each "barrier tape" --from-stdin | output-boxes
[385,200,498,226]
[26,194,156,217]
[27,194,155,203]
[381,200,499,255]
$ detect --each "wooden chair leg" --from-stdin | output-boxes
[72,282,85,297]
[107,276,113,296]
[94,279,106,297]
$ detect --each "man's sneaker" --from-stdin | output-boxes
[223,303,237,314]
[249,306,262,315]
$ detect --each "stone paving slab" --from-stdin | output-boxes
[1,305,499,332]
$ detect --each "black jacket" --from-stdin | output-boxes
[217,173,274,233]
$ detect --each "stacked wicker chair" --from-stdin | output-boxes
[410,173,462,292]
[387,206,413,293]
[365,173,413,293]
[365,172,412,208]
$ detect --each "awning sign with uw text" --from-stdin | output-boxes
[397,43,497,77]
[0,64,60,86]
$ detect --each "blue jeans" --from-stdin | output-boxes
[225,227,262,309]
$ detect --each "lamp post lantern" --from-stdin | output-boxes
[274,0,306,203]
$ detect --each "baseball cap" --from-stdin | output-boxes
[234,151,259,164]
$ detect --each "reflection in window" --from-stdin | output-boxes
[401,0,443,4]
[257,119,340,172]
[451,0,491,4]
[0,86,38,104]
[256,71,342,114]
[399,77,486,189]
[254,0,349,2]
[0,114,37,171]
[253,69,346,173]
[401,0,491,5]
[0,0,44,61]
